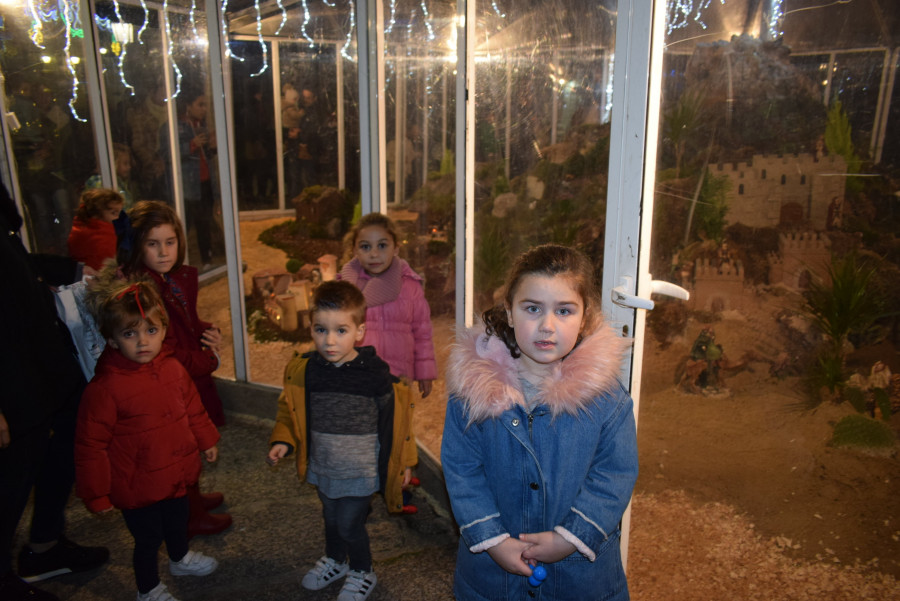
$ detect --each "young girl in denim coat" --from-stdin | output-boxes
[441,244,638,601]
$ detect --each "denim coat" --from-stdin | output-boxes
[441,326,638,601]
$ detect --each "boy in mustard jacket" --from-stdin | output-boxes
[267,280,416,601]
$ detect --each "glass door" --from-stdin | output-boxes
[626,0,900,595]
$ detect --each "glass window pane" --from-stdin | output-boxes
[2,1,100,255]
[636,1,900,592]
[383,0,458,457]
[472,1,616,315]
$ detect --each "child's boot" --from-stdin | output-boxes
[186,484,232,538]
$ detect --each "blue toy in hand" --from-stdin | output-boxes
[528,565,547,587]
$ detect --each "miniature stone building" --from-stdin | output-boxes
[714,153,846,230]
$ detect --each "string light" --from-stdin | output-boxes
[491,1,505,18]
[301,0,314,46]
[385,0,397,34]
[666,0,723,34]
[768,0,784,39]
[163,0,183,99]
[340,0,355,61]
[251,0,269,76]
[137,0,148,43]
[26,0,45,48]
[222,0,244,61]
[419,0,434,41]
[61,0,86,122]
[189,0,199,39]
[110,0,135,96]
[274,0,287,35]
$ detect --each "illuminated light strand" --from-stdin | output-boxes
[301,0,314,46]
[385,0,396,33]
[61,0,86,122]
[117,41,135,95]
[251,0,269,76]
[322,0,335,6]
[491,1,505,18]
[274,0,287,35]
[189,0,199,39]
[137,0,148,43]
[768,0,784,39]
[163,0,183,99]
[111,0,135,95]
[26,0,45,49]
[222,0,244,61]
[419,0,434,41]
[340,0,355,61]
[666,0,723,34]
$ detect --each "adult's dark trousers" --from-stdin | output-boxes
[0,380,83,575]
[317,491,373,573]
[121,496,189,594]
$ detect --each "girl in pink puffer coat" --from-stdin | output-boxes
[339,212,437,398]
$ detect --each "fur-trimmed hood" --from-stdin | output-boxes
[447,323,631,423]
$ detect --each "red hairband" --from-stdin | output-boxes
[116,283,146,319]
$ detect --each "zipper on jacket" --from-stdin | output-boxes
[528,413,535,440]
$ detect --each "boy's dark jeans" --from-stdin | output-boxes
[317,491,372,572]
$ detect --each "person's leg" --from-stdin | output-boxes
[122,504,165,594]
[28,380,81,546]
[196,180,215,264]
[317,491,347,563]
[334,495,373,572]
[160,497,189,563]
[0,423,47,575]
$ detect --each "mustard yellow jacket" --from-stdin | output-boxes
[269,351,418,513]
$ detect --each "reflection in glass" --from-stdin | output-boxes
[2,1,99,254]
[472,2,616,313]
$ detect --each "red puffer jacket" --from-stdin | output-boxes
[67,217,117,271]
[75,347,220,512]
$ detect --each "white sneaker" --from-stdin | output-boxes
[337,569,377,601]
[169,550,218,576]
[300,556,349,590]
[136,582,180,601]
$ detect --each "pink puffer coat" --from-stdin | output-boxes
[339,258,437,382]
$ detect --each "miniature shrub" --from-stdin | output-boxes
[843,386,867,413]
[285,258,302,274]
[831,414,895,449]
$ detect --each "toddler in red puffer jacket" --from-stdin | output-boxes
[75,280,220,601]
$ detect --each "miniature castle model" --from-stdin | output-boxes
[768,231,831,290]
[714,153,846,230]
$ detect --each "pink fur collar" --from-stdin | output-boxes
[447,323,631,423]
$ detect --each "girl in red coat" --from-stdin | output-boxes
[67,187,124,271]
[115,200,232,538]
[76,281,220,601]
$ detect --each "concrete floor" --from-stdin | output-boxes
[16,414,459,601]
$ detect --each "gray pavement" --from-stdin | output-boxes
[16,414,459,601]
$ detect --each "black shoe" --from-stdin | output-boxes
[17,536,109,583]
[0,570,60,601]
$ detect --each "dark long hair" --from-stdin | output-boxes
[118,200,187,275]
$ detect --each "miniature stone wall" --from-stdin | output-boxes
[770,231,831,290]
[715,153,846,230]
[690,257,745,312]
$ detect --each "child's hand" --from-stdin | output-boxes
[486,537,534,576]
[401,467,412,488]
[203,446,219,463]
[519,531,576,564]
[267,444,289,466]
[417,379,433,398]
[201,327,222,354]
[0,413,10,448]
